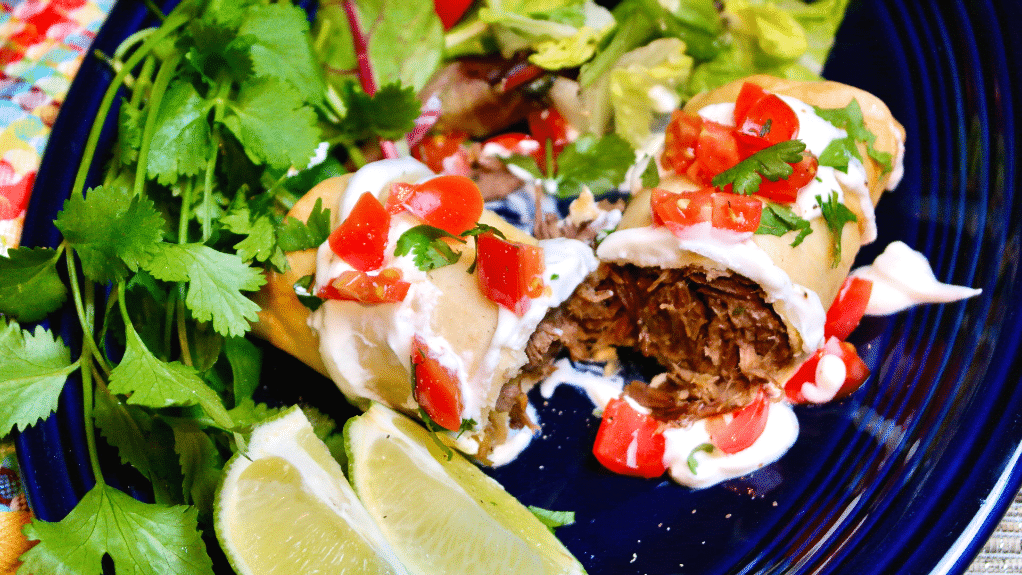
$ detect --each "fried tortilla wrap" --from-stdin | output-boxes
[253,159,597,464]
[533,76,906,421]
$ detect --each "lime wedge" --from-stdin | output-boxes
[215,407,408,575]
[345,404,586,575]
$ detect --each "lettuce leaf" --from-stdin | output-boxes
[609,37,694,149]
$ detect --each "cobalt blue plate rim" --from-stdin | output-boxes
[15,1,1022,574]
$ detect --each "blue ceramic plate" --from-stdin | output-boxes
[17,1,1022,573]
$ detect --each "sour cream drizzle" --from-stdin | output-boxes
[851,241,982,315]
[662,402,799,489]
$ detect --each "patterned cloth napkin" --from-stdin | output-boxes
[0,2,1017,574]
[1,1,112,572]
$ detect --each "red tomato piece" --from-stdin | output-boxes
[695,120,742,180]
[385,175,484,235]
[662,110,703,174]
[705,391,769,454]
[433,0,473,30]
[592,398,667,478]
[733,82,769,127]
[411,336,464,431]
[785,337,871,404]
[825,277,874,340]
[316,268,410,304]
[754,152,819,204]
[328,192,390,272]
[652,188,761,234]
[528,107,572,172]
[411,131,469,174]
[735,93,800,153]
[710,193,763,233]
[650,188,714,233]
[476,232,545,316]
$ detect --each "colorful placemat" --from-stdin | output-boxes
[0,2,1019,574]
[1,1,113,572]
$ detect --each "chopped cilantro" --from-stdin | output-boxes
[687,442,715,474]
[394,225,465,271]
[528,506,576,533]
[814,99,895,174]
[551,273,560,280]
[711,140,807,195]
[817,192,858,267]
[756,202,813,247]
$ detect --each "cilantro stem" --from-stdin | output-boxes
[142,0,166,20]
[63,244,112,377]
[176,283,194,367]
[134,51,181,198]
[203,80,232,241]
[73,12,189,202]
[80,279,106,486]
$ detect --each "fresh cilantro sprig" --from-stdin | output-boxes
[814,99,895,174]
[395,225,466,271]
[394,223,508,273]
[756,202,813,247]
[504,133,634,199]
[817,191,858,267]
[0,2,365,573]
[711,140,807,195]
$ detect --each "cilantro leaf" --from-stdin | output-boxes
[816,191,858,267]
[0,319,77,435]
[394,225,465,271]
[687,442,715,474]
[109,320,233,429]
[640,154,660,188]
[93,389,159,483]
[223,77,321,171]
[169,418,224,514]
[813,99,894,174]
[293,274,326,312]
[142,243,266,338]
[55,185,166,283]
[528,506,576,533]
[221,200,285,267]
[277,197,333,252]
[224,335,263,405]
[116,101,143,166]
[817,135,861,173]
[146,79,213,186]
[712,140,806,195]
[0,246,67,322]
[756,202,813,246]
[555,133,634,198]
[334,81,421,142]
[240,3,325,104]
[20,483,214,575]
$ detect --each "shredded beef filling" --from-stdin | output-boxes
[526,263,795,422]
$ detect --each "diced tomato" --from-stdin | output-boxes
[785,336,871,404]
[651,188,762,234]
[384,175,483,235]
[475,232,545,316]
[704,390,769,454]
[695,120,742,181]
[328,192,390,272]
[754,151,818,204]
[528,107,572,173]
[316,268,410,304]
[592,398,667,478]
[411,336,464,431]
[662,110,703,174]
[735,93,800,153]
[825,276,874,340]
[710,193,763,233]
[733,82,769,127]
[433,0,473,30]
[411,131,469,174]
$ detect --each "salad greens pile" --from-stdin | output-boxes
[0,0,853,573]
